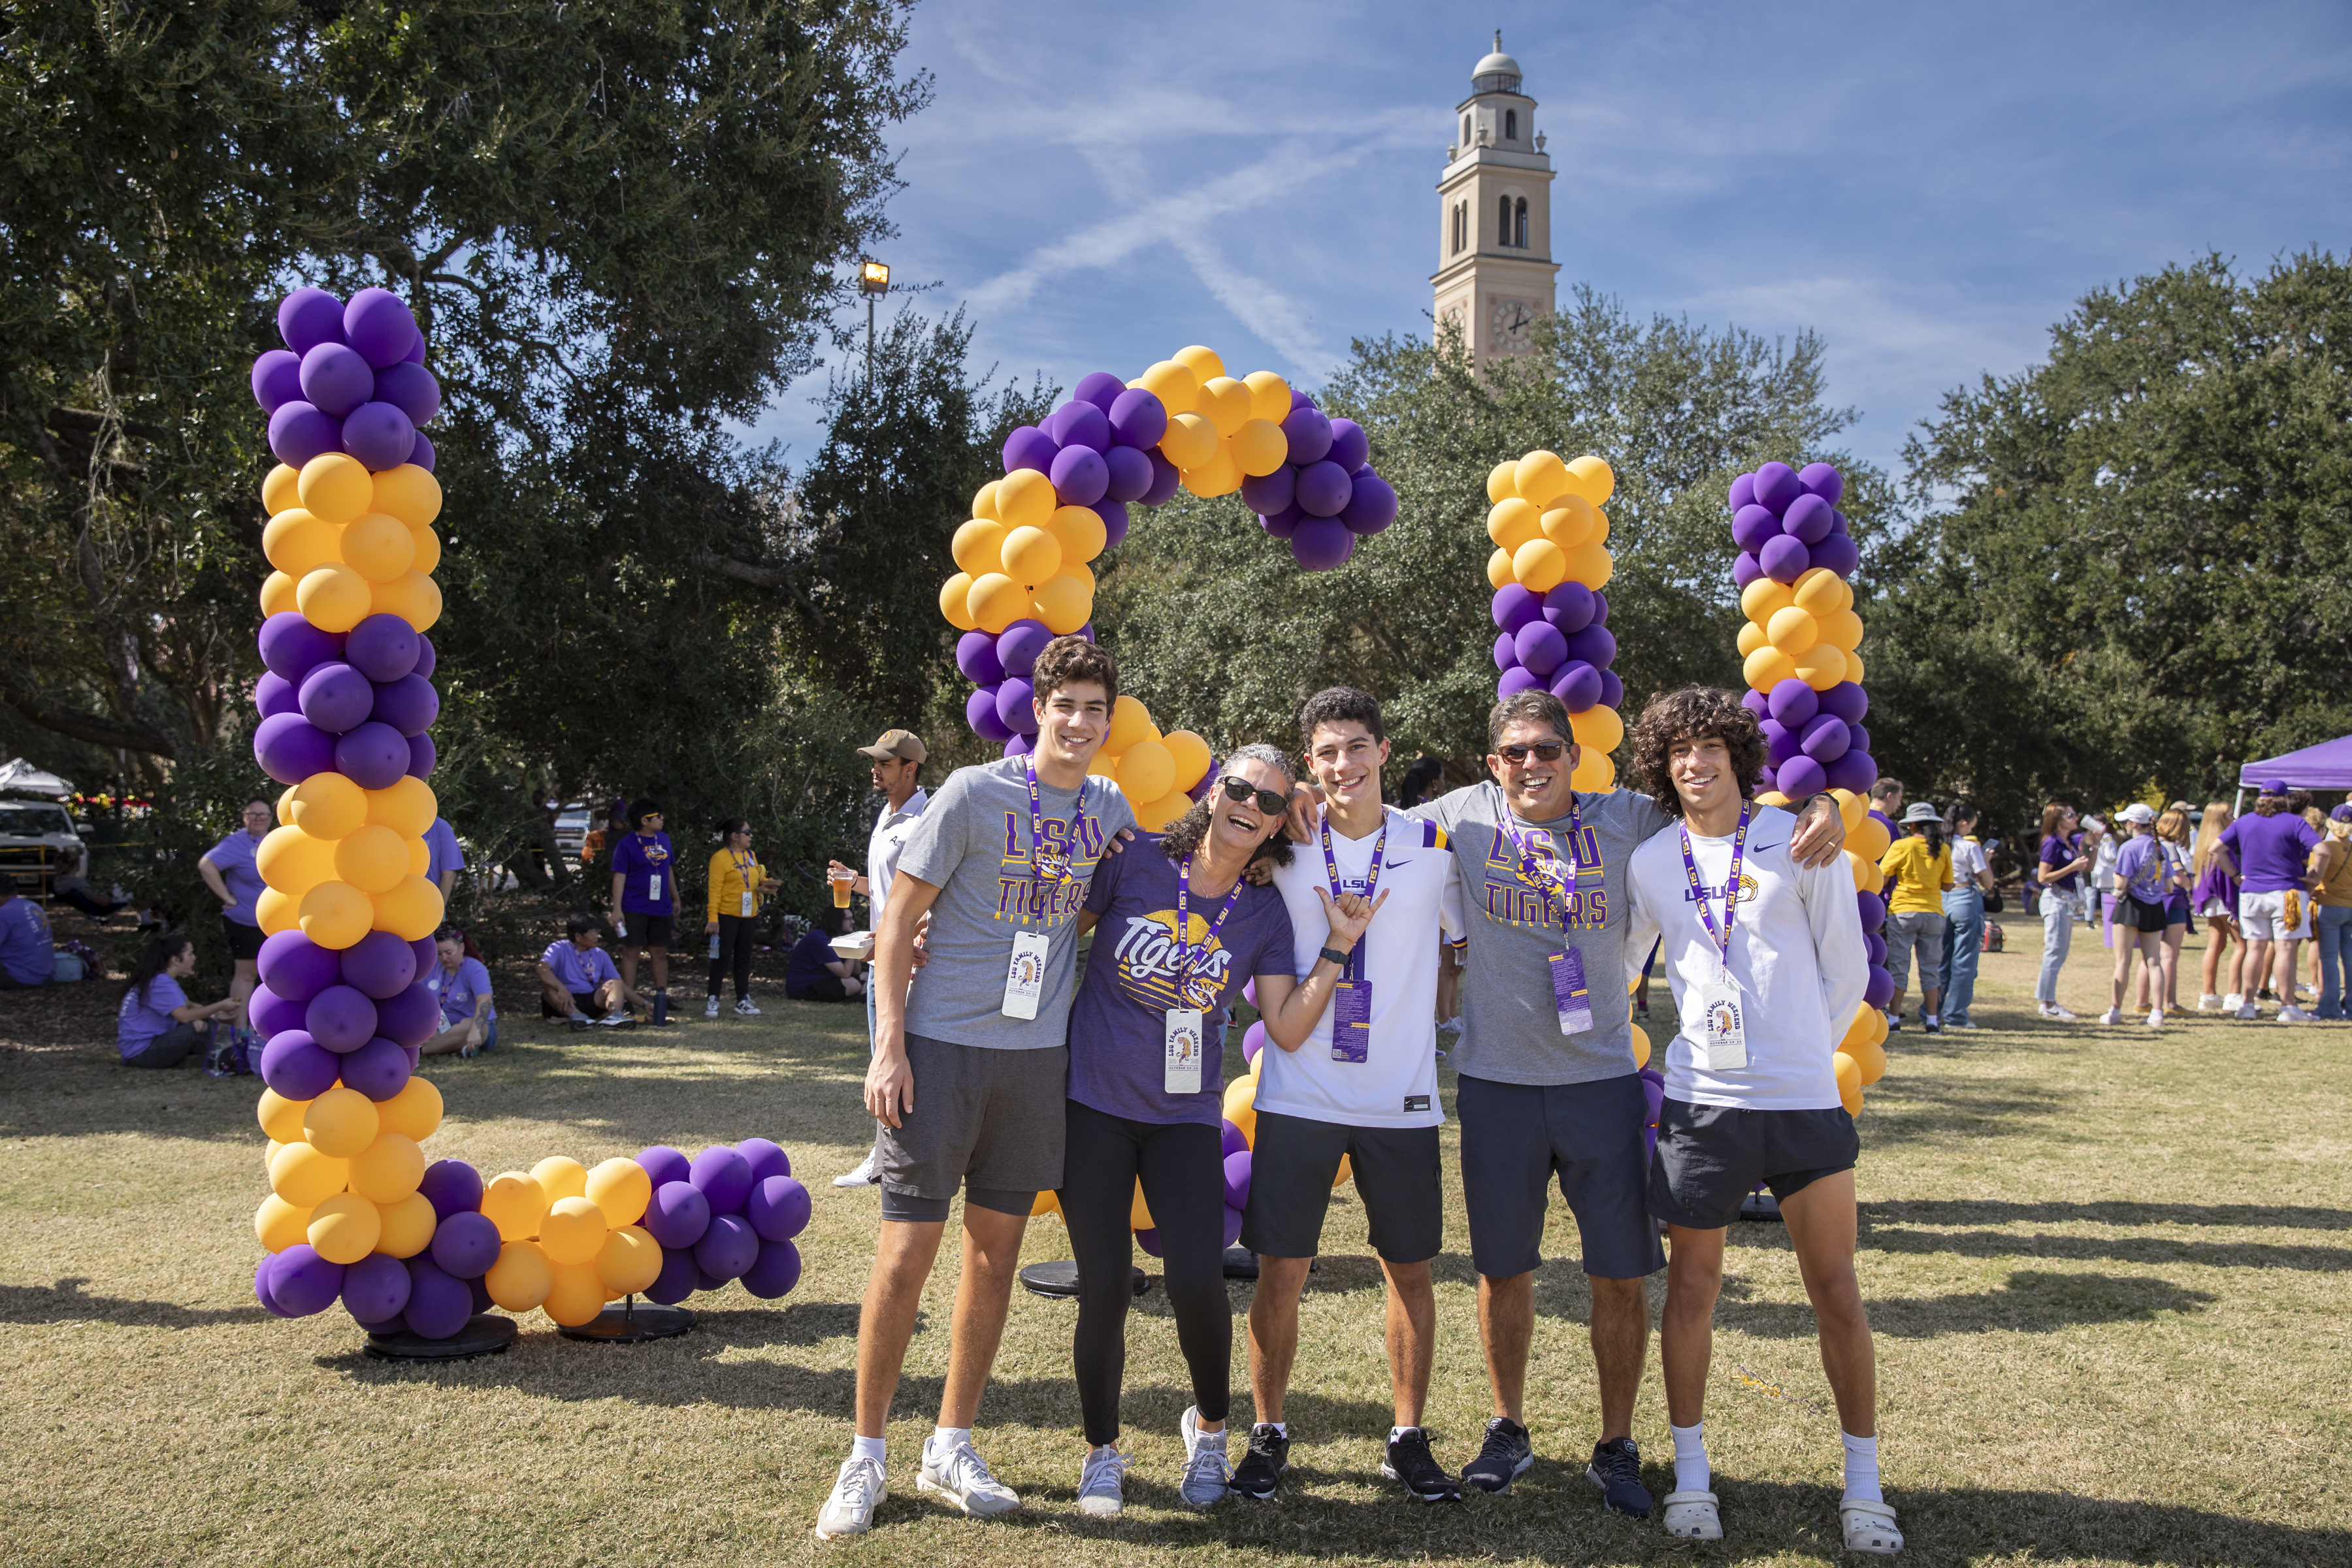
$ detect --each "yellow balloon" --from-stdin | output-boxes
[1847,1035,1889,1086]
[1173,344,1226,383]
[299,452,374,525]
[372,874,445,941]
[264,509,342,576]
[540,1194,608,1266]
[1162,730,1212,794]
[330,824,406,896]
[1030,1189,1062,1218]
[1159,410,1219,472]
[1514,449,1572,507]
[1740,577,1797,623]
[972,480,1002,522]
[286,772,365,840]
[953,518,1007,576]
[1230,417,1288,477]
[302,1086,382,1158]
[1221,1075,1258,1147]
[406,521,442,576]
[1131,791,1192,833]
[543,1261,608,1326]
[1843,649,1867,687]
[406,836,430,877]
[1792,566,1846,615]
[1743,646,1798,693]
[1851,815,1891,861]
[1831,787,1867,833]
[257,824,337,897]
[1539,495,1595,547]
[482,1171,549,1242]
[1570,747,1616,793]
[1183,442,1242,498]
[1134,359,1199,416]
[1047,504,1107,564]
[1838,999,1879,1049]
[485,1239,554,1311]
[1030,574,1093,636]
[1816,607,1864,652]
[1864,1006,1889,1050]
[1129,1179,1155,1232]
[376,1190,438,1258]
[1562,542,1614,589]
[1832,1052,1863,1115]
[1846,849,1877,893]
[1486,498,1542,551]
[1565,453,1616,506]
[256,886,301,935]
[996,468,1056,531]
[1196,376,1252,437]
[939,572,978,631]
[297,563,373,633]
[255,1194,314,1252]
[1755,791,1793,809]
[1569,704,1624,754]
[277,784,299,825]
[376,1073,444,1143]
[340,512,416,583]
[1117,740,1176,804]
[371,463,442,528]
[1486,461,1521,504]
[999,525,1063,587]
[1736,621,1767,657]
[1333,1154,1354,1190]
[364,775,436,839]
[256,1088,309,1144]
[1487,547,1515,591]
[1086,751,1120,781]
[1589,509,1612,547]
[966,572,1028,634]
[372,569,442,632]
[1243,370,1292,423]
[1766,604,1819,655]
[1513,538,1568,593]
[585,1158,653,1228]
[260,571,299,617]
[1105,694,1158,755]
[596,1224,664,1294]
[1793,644,1848,691]
[302,879,379,948]
[350,1132,425,1204]
[263,463,302,516]
[1629,1022,1650,1070]
[308,1191,382,1264]
[528,1156,586,1203]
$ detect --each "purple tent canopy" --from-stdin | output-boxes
[2236,735,2352,793]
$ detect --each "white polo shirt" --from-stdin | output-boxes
[866,786,928,928]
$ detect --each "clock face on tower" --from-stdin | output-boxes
[1489,298,1536,351]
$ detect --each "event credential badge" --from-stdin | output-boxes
[1001,929,1049,1020]
[1164,1007,1204,1095]
[1693,972,1747,1071]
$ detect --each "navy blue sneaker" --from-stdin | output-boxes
[1461,1416,1533,1494]
[1586,1437,1653,1518]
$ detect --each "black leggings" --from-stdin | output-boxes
[706,913,755,1000]
[1058,1099,1230,1445]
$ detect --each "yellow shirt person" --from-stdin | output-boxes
[1878,831,1953,915]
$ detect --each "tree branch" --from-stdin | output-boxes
[0,663,178,757]
[691,549,826,627]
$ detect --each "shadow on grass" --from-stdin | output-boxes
[1720,1269,2212,1338]
[1,1277,270,1329]
[1864,1226,2352,1271]
[1870,1198,2352,1230]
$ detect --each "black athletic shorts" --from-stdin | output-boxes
[223,915,265,961]
[619,913,674,948]
[542,990,598,1018]
[788,974,851,1002]
[1456,1071,1665,1280]
[1648,1100,1859,1230]
[2119,894,2170,932]
[1239,1110,1441,1264]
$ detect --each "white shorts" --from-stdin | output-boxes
[2194,897,2234,921]
[2240,889,2313,941]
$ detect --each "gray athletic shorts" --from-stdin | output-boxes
[1239,1110,1442,1264]
[1457,1072,1665,1281]
[1648,1100,1859,1230]
[875,1032,1066,1222]
[1882,908,1946,992]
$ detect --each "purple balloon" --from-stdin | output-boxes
[1513,621,1568,676]
[429,1211,502,1279]
[1590,591,1610,627]
[300,342,376,419]
[255,671,300,720]
[636,1146,691,1188]
[408,430,435,472]
[259,1032,340,1100]
[644,1181,711,1249]
[966,685,1014,744]
[1049,444,1109,506]
[1100,444,1154,503]
[340,400,417,471]
[738,1138,791,1184]
[1776,755,1828,800]
[1107,387,1168,449]
[1492,583,1543,633]
[1826,750,1878,794]
[1295,460,1352,517]
[746,1175,811,1242]
[1223,1205,1245,1250]
[1810,533,1861,578]
[1728,472,1757,511]
[1563,624,1616,670]
[1290,517,1355,570]
[1002,735,1032,760]
[1801,711,1852,762]
[254,713,336,786]
[1782,492,1836,546]
[1493,632,1519,672]
[403,1256,472,1340]
[1045,400,1111,453]
[1731,504,1783,552]
[1733,551,1763,591]
[278,289,346,355]
[252,985,307,1039]
[267,400,343,467]
[1818,681,1869,723]
[1864,931,1887,968]
[1863,965,1895,1011]
[690,1145,755,1215]
[404,331,427,365]
[370,360,441,427]
[1593,665,1623,711]
[1279,406,1332,465]
[411,632,435,679]
[1768,678,1820,728]
[270,1245,346,1317]
[338,930,418,1000]
[1221,1120,1249,1159]
[1259,503,1301,539]
[1090,498,1129,547]
[342,1252,412,1324]
[1325,418,1369,474]
[1497,666,1543,699]
[1002,425,1058,475]
[1762,720,1803,768]
[259,614,340,681]
[344,288,421,368]
[1139,449,1182,506]
[406,732,436,781]
[344,613,421,684]
[956,630,1005,685]
[1827,508,1850,538]
[1223,1150,1253,1211]
[694,1213,759,1279]
[995,676,1039,737]
[1758,534,1812,585]
[374,982,440,1049]
[645,1246,699,1305]
[1855,890,1886,933]
[1799,462,1844,506]
[408,933,436,980]
[1339,472,1398,534]
[305,985,379,1053]
[334,721,411,789]
[1073,371,1127,413]
[1541,581,1597,633]
[259,931,342,1002]
[740,1237,803,1299]
[1242,1020,1266,1065]
[996,619,1052,678]
[1550,661,1603,713]
[1239,466,1296,516]
[419,1159,484,1218]
[370,674,438,737]
[1740,687,1771,719]
[254,1256,292,1317]
[298,661,374,734]
[1753,461,1803,515]
[252,350,304,415]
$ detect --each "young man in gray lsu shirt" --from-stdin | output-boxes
[815,636,1137,1540]
[1418,688,1845,1514]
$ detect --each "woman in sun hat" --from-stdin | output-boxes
[1878,802,1954,1034]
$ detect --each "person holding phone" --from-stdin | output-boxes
[2035,804,2089,1019]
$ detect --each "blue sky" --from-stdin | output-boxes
[746,0,2352,483]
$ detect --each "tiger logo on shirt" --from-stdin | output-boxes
[1107,908,1235,1013]
[1483,822,1607,930]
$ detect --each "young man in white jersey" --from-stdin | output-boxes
[1621,687,1899,1556]
[1236,686,1467,1504]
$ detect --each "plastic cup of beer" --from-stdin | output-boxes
[829,869,853,908]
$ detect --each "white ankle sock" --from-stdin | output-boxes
[1388,1425,1419,1444]
[1842,1430,1882,1504]
[928,1425,971,1458]
[851,1435,885,1466]
[1671,1421,1709,1493]
[1266,1420,1288,1437]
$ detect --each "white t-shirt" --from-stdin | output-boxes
[1624,804,1868,1112]
[1260,808,1463,1129]
[1950,836,1988,885]
[866,786,928,928]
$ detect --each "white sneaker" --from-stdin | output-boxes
[814,1454,886,1539]
[2148,1009,2164,1028]
[2198,994,2223,1011]
[1178,1407,1232,1505]
[734,997,762,1016]
[596,1009,630,1026]
[704,995,721,1020]
[2040,1003,2079,1021]
[2236,1003,2261,1020]
[2279,1005,2316,1022]
[919,1436,1019,1516]
[2223,993,2244,1012]
[1075,1444,1128,1517]
[832,1151,880,1188]
[2099,1007,2123,1025]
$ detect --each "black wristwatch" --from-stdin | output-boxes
[1318,946,1350,967]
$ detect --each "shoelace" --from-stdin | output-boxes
[1183,1443,1230,1487]
[1079,1448,1130,1497]
[941,1441,1007,1495]
[1595,1443,1641,1484]
[1478,1424,1521,1460]
[835,1457,881,1509]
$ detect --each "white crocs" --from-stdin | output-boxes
[1662,1489,1722,1540]
[1842,1498,1903,1555]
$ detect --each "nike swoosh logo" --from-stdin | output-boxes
[1385,858,1414,870]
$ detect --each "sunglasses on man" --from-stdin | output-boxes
[1494,740,1567,764]
[1219,776,1292,815]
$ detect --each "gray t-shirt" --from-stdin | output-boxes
[1419,783,1671,1086]
[897,756,1136,1051]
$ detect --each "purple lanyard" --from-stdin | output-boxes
[1678,802,1752,966]
[1175,857,1247,1002]
[1024,757,1073,886]
[1319,810,1388,905]
[1491,784,1587,931]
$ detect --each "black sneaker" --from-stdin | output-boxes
[1381,1428,1462,1503]
[1460,1416,1533,1494]
[1586,1436,1653,1518]
[1231,1424,1289,1499]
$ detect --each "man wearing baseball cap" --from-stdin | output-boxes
[2316,804,2352,1020]
[831,730,930,1189]
[2223,781,2321,1021]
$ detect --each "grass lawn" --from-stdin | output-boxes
[3,915,2348,1567]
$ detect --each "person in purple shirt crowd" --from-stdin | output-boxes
[423,815,465,903]
[197,796,273,1030]
[0,886,56,988]
[2221,780,2323,1022]
[2034,802,2091,1019]
[608,798,676,1023]
[116,929,238,1068]
[786,906,866,1002]
[536,911,641,1032]
[421,923,498,1056]
[2101,804,2181,1027]
[2191,800,2246,1010]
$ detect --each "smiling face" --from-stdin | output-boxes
[1667,733,1740,819]
[1487,717,1578,822]
[1032,679,1111,768]
[239,800,273,836]
[1210,757,1292,860]
[1305,721,1390,816]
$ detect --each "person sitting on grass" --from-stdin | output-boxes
[0,884,56,990]
[422,924,498,1056]
[787,905,866,1003]
[51,849,135,923]
[116,930,239,1068]
[537,912,640,1031]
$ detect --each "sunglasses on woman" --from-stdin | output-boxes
[1219,776,1292,815]
[1495,740,1567,764]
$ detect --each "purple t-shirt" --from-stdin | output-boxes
[0,896,52,986]
[613,830,676,915]
[2114,835,2170,902]
[118,973,188,1058]
[206,829,267,926]
[1068,837,1296,1126]
[2040,833,2082,891]
[540,939,619,994]
[423,817,465,884]
[2221,811,2321,894]
[427,955,495,1025]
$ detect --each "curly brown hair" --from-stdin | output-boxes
[1030,634,1119,709]
[1629,686,1767,819]
[1158,743,1298,870]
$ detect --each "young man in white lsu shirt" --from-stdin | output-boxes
[1235,686,1467,1505]
[1621,685,1900,1558]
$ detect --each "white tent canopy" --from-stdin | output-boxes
[0,759,74,798]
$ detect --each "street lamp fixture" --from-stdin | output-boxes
[859,260,890,295]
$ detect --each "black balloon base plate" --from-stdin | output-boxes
[559,1300,698,1341]
[365,1313,518,1360]
[1019,1260,1149,1299]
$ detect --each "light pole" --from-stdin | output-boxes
[859,259,889,388]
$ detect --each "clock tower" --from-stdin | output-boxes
[1431,33,1560,368]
